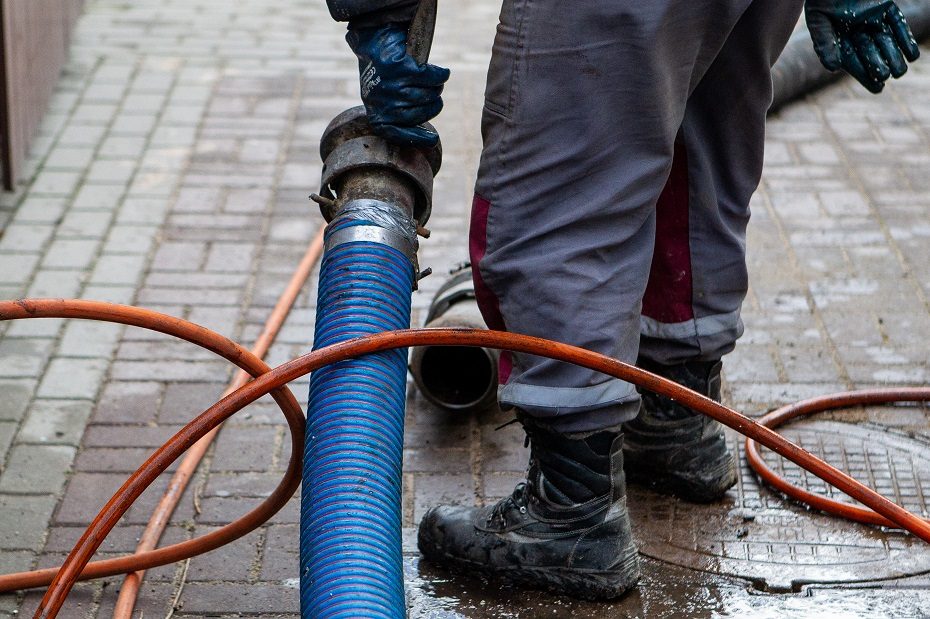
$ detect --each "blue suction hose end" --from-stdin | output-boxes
[301,216,416,619]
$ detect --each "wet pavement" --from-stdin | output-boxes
[1,0,930,617]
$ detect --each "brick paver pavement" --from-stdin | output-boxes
[0,1,929,617]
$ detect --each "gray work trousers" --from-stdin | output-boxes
[469,0,805,433]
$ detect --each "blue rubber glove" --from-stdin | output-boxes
[347,23,450,148]
[806,0,920,93]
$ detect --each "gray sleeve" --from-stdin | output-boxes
[327,0,419,27]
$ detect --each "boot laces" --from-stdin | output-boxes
[488,481,530,525]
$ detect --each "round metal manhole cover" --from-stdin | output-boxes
[628,421,930,591]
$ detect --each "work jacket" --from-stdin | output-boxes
[327,0,418,27]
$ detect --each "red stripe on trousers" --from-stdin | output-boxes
[642,140,694,324]
[469,194,512,382]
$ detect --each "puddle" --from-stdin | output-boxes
[406,555,930,617]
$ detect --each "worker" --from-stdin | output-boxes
[326,0,920,599]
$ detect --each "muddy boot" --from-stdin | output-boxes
[417,416,639,600]
[622,359,737,503]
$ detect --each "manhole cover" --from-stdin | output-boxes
[628,421,930,591]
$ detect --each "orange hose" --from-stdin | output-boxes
[0,302,927,617]
[111,226,325,619]
[0,300,305,608]
[745,389,930,527]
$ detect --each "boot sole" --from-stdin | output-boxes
[417,537,641,600]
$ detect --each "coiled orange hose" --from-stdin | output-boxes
[745,389,930,526]
[0,299,928,618]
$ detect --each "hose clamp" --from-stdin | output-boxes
[325,225,419,267]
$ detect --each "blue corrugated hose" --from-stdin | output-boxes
[301,216,415,618]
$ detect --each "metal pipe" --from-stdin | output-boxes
[409,266,499,411]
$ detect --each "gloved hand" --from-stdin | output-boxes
[805,0,920,93]
[347,23,450,148]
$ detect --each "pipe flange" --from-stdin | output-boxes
[425,265,476,324]
[320,135,435,225]
[320,106,442,176]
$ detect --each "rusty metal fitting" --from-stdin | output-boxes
[318,106,441,226]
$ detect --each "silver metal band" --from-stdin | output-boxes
[434,278,475,305]
[324,225,418,264]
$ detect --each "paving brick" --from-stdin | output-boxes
[0,379,36,421]
[41,239,100,269]
[10,196,68,224]
[98,135,148,158]
[110,112,158,135]
[18,399,94,445]
[404,447,472,474]
[72,102,119,124]
[260,523,300,580]
[96,582,177,618]
[71,182,125,210]
[186,305,241,336]
[211,426,277,472]
[25,269,84,298]
[186,529,259,581]
[199,494,298,526]
[109,359,230,382]
[102,223,159,255]
[89,253,148,286]
[0,337,53,379]
[151,241,206,271]
[179,583,298,614]
[413,473,472,523]
[0,495,57,549]
[0,550,35,577]
[0,444,76,493]
[18,584,99,619]
[0,252,41,284]
[225,187,271,213]
[150,125,199,148]
[29,170,82,196]
[84,81,127,103]
[159,381,226,423]
[4,317,64,339]
[86,158,136,184]
[80,284,137,304]
[43,523,188,554]
[73,446,180,473]
[136,287,243,306]
[0,223,55,252]
[129,170,179,200]
[203,471,281,498]
[36,357,109,400]
[44,146,96,171]
[0,422,16,458]
[204,241,257,272]
[82,424,184,449]
[115,197,170,225]
[58,209,114,237]
[59,320,123,358]
[93,380,162,423]
[55,472,196,525]
[172,186,224,213]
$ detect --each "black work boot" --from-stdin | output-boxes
[417,416,640,600]
[622,359,737,503]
